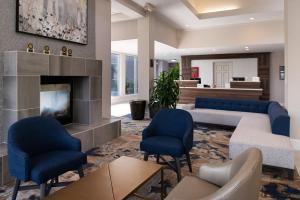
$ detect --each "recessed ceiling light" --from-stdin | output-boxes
[250,17,255,21]
[245,46,249,49]
[185,24,190,27]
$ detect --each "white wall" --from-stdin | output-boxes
[178,20,284,49]
[191,58,258,86]
[95,0,111,118]
[270,51,285,104]
[111,20,138,41]
[285,0,300,139]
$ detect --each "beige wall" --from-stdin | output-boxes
[178,20,284,49]
[112,15,179,48]
[95,0,111,118]
[151,15,179,48]
[270,51,285,104]
[285,0,300,139]
[112,20,138,41]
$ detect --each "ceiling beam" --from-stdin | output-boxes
[115,0,147,17]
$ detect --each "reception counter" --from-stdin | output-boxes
[179,87,263,104]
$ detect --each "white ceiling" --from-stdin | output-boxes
[112,0,284,30]
[111,0,144,22]
[111,39,284,62]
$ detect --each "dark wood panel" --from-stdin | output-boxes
[179,88,263,104]
[230,81,261,89]
[175,80,198,87]
[181,53,270,100]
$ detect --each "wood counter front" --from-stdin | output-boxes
[179,87,263,104]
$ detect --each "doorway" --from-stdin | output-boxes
[213,61,233,88]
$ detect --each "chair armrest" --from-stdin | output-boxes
[8,145,31,181]
[142,126,154,140]
[60,133,82,152]
[199,161,233,187]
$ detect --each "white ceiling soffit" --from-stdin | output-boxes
[130,0,284,30]
[111,40,284,62]
[112,39,138,55]
[111,0,146,22]
[154,41,284,61]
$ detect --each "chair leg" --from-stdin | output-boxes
[40,183,47,200]
[156,154,160,163]
[78,167,85,178]
[11,179,21,200]
[144,152,149,161]
[175,157,182,182]
[288,169,294,180]
[186,152,193,173]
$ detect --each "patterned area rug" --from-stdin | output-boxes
[0,117,300,200]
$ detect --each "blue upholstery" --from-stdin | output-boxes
[31,151,87,184]
[140,136,185,157]
[8,116,87,183]
[268,102,290,137]
[194,97,290,137]
[140,109,194,157]
[195,97,270,114]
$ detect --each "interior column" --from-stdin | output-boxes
[285,0,300,139]
[95,0,112,118]
[137,14,155,102]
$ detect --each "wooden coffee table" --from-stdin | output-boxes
[45,156,164,200]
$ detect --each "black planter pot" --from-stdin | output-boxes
[130,100,146,120]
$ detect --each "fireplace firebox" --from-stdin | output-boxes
[40,76,73,125]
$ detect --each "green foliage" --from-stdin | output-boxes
[151,65,180,109]
[168,64,180,80]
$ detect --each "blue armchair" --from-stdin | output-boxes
[140,109,194,181]
[8,116,87,200]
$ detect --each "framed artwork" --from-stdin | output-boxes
[17,0,88,45]
[191,67,199,78]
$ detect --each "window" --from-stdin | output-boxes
[111,54,120,96]
[125,55,138,95]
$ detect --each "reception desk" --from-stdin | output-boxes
[179,87,263,104]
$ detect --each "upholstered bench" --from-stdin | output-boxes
[183,97,294,177]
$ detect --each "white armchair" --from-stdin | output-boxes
[165,148,262,200]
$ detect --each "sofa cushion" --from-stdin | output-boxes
[30,151,87,184]
[195,97,270,114]
[268,102,290,137]
[230,115,294,169]
[189,109,243,126]
[165,176,220,200]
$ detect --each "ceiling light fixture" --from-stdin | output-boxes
[170,59,177,63]
[185,24,190,27]
[250,17,255,21]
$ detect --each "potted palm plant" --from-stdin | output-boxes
[149,65,180,118]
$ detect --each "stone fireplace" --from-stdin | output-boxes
[0,51,120,185]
